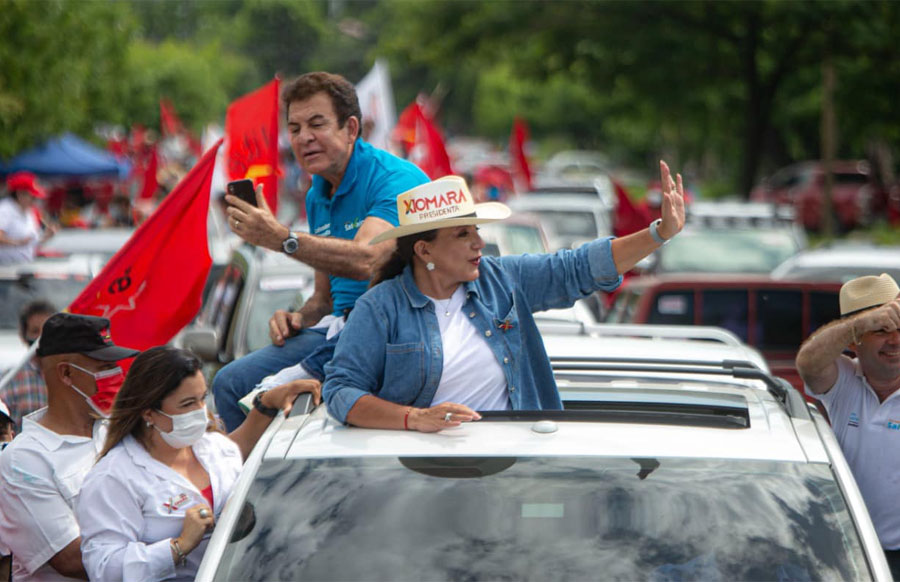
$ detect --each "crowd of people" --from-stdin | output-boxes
[1,68,899,580]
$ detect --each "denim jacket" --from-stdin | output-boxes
[323,238,622,423]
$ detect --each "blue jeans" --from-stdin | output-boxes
[212,328,336,431]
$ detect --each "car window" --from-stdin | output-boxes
[0,275,91,330]
[501,224,547,255]
[658,230,798,274]
[197,265,244,348]
[213,457,871,582]
[648,291,693,325]
[809,291,842,336]
[245,280,305,353]
[536,211,598,239]
[757,290,802,350]
[701,290,748,342]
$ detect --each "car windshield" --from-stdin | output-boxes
[658,229,798,273]
[0,275,92,330]
[536,210,598,239]
[212,457,870,581]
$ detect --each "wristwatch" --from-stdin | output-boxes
[649,219,669,245]
[252,391,280,418]
[281,232,299,255]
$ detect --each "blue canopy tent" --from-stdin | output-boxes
[0,133,130,179]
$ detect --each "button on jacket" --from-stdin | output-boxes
[76,432,242,582]
[323,238,622,422]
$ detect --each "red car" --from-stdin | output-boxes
[604,274,843,392]
[750,160,879,231]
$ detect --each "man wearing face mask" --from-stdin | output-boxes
[0,312,138,581]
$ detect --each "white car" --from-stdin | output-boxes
[771,243,900,284]
[195,324,890,581]
[507,194,613,252]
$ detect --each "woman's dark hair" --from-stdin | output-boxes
[370,230,438,287]
[19,300,56,339]
[98,346,205,459]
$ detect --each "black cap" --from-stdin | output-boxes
[36,313,140,362]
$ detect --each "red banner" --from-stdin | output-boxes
[160,99,202,156]
[393,101,453,179]
[509,117,533,193]
[68,140,222,352]
[225,79,280,213]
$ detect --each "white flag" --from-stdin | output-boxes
[356,59,397,152]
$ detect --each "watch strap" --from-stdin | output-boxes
[253,391,280,418]
[649,219,668,245]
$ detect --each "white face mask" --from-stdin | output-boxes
[154,405,209,449]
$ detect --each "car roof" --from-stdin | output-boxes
[772,245,900,274]
[622,272,842,289]
[509,194,609,210]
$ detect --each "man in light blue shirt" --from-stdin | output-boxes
[217,72,428,430]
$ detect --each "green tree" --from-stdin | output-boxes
[0,0,134,157]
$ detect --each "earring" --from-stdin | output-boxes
[426,262,435,271]
[145,420,152,428]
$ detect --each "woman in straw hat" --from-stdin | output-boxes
[322,161,685,432]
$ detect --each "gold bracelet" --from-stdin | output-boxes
[171,538,187,566]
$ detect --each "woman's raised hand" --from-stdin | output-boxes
[657,160,686,240]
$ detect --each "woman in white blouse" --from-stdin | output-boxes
[76,346,320,581]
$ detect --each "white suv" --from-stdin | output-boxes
[196,325,890,581]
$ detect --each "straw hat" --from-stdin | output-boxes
[839,273,900,317]
[369,176,511,245]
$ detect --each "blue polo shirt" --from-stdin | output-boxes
[306,139,428,316]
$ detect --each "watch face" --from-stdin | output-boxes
[283,237,299,254]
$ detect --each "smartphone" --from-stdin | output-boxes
[227,179,257,207]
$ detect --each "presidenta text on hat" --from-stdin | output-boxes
[370,176,511,244]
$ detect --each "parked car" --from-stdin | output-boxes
[177,244,315,373]
[750,160,880,231]
[771,243,900,284]
[507,194,612,251]
[195,325,890,581]
[638,201,806,275]
[477,214,549,257]
[603,274,842,390]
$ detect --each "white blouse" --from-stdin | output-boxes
[76,432,242,582]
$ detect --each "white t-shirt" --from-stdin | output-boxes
[429,287,510,411]
[808,357,900,549]
[0,197,41,265]
[0,409,105,581]
[77,432,243,582]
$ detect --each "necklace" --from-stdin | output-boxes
[436,297,452,317]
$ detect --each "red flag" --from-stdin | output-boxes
[509,117,533,193]
[612,178,652,237]
[68,140,222,352]
[225,79,280,213]
[393,101,453,179]
[160,99,203,157]
[137,145,159,200]
[160,99,181,137]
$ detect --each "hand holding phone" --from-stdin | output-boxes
[227,179,257,207]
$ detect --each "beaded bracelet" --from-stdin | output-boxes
[403,407,413,430]
[171,538,187,566]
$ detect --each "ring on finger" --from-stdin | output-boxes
[444,412,453,422]
[199,509,210,519]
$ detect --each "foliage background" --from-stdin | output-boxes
[1,0,898,195]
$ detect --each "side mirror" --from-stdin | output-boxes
[180,328,219,362]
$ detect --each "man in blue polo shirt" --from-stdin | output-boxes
[218,71,428,430]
